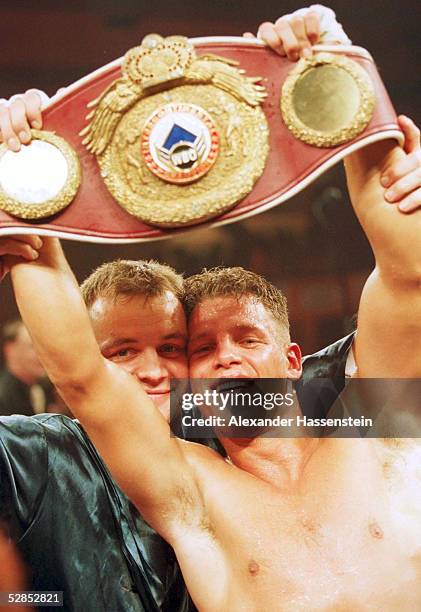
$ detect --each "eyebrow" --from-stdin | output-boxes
[101,332,187,352]
[189,324,263,344]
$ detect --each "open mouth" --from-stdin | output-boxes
[213,379,255,394]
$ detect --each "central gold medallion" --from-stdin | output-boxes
[81,34,269,227]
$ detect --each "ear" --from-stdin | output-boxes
[285,342,302,379]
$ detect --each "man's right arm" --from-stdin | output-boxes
[8,239,204,543]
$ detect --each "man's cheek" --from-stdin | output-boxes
[188,361,203,379]
[172,359,189,378]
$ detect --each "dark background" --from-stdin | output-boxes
[0,0,420,354]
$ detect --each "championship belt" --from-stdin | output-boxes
[0,36,402,243]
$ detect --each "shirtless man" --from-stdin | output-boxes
[3,9,421,611]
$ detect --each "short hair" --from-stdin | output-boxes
[80,259,184,308]
[184,267,290,338]
[1,319,24,344]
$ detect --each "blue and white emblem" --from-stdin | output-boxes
[142,103,219,184]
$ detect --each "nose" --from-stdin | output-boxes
[130,349,167,387]
[214,338,242,371]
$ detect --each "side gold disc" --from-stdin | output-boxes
[281,53,375,147]
[0,130,81,220]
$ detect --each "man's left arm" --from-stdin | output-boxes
[344,119,421,377]
[254,8,421,377]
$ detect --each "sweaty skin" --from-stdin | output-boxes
[4,9,421,611]
[185,296,421,611]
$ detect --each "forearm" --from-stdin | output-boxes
[345,141,421,284]
[10,237,104,389]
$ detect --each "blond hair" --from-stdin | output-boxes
[81,259,184,308]
[184,267,290,339]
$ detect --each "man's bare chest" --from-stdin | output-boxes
[201,442,421,610]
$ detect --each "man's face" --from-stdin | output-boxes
[188,295,302,380]
[89,291,188,421]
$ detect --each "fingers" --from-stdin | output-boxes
[304,11,321,45]
[284,15,313,58]
[379,118,421,212]
[380,117,421,211]
[0,235,43,282]
[0,235,43,260]
[0,90,42,152]
[257,11,321,60]
[274,18,302,60]
[394,187,421,213]
[0,103,21,152]
[384,167,421,206]
[23,89,43,130]
[242,32,255,39]
[9,98,32,145]
[258,21,286,56]
[397,115,421,154]
[382,149,421,186]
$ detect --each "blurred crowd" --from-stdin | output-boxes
[0,318,71,417]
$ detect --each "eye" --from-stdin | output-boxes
[108,348,136,362]
[241,337,260,347]
[191,344,213,356]
[159,343,186,357]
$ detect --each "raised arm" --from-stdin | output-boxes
[9,238,203,541]
[344,119,421,377]
[253,8,421,377]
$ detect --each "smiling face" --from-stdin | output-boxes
[88,291,188,421]
[188,295,302,380]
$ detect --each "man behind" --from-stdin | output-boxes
[0,259,193,611]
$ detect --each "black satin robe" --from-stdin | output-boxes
[0,414,194,612]
[297,332,355,418]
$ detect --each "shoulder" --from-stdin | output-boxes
[302,332,355,379]
[0,414,89,459]
[0,413,77,435]
[303,332,355,363]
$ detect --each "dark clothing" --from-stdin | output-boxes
[298,333,355,418]
[0,369,50,417]
[302,333,355,381]
[0,414,192,612]
[0,369,35,416]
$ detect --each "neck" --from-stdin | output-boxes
[221,436,322,489]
